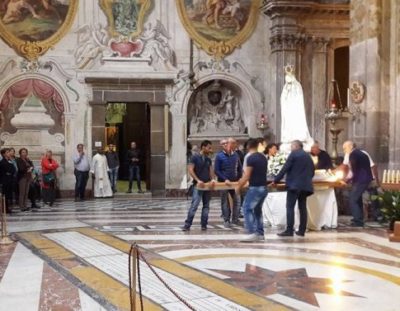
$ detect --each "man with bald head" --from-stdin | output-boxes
[342,140,373,227]
[310,141,332,170]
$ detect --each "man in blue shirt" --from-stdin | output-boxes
[235,138,268,242]
[215,138,242,227]
[182,140,215,231]
[273,140,315,237]
[343,140,373,227]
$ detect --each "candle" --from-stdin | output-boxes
[347,88,350,108]
[392,170,396,184]
[397,171,400,184]
[383,170,387,183]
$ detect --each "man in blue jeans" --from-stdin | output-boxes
[235,138,268,242]
[126,142,143,193]
[215,137,242,228]
[182,140,215,231]
[106,144,119,193]
[73,144,90,201]
[273,140,314,237]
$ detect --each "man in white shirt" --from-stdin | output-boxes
[73,144,90,201]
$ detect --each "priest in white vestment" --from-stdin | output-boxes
[280,65,314,152]
[91,148,113,198]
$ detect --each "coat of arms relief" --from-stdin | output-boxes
[74,0,176,70]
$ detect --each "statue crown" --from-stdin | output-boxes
[284,64,295,75]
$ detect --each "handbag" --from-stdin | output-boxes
[43,172,55,184]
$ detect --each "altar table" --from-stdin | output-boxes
[262,188,338,230]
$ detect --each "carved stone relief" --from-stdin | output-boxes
[73,20,176,71]
[188,80,245,137]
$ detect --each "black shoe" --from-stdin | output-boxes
[295,231,305,237]
[138,190,144,194]
[350,223,364,228]
[181,226,190,231]
[201,226,207,231]
[277,231,294,237]
[31,204,40,209]
[126,190,132,193]
[238,214,244,218]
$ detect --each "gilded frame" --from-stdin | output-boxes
[0,0,79,61]
[100,0,152,39]
[176,0,262,59]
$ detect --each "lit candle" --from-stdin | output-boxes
[383,170,387,183]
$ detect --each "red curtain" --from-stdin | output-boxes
[0,79,64,112]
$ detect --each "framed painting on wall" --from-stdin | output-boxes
[176,0,262,59]
[0,0,79,61]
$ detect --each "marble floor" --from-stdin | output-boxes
[0,198,399,311]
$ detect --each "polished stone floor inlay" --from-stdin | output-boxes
[0,198,399,311]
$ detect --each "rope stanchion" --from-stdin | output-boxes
[0,195,13,245]
[128,244,137,311]
[128,243,197,311]
[138,248,197,311]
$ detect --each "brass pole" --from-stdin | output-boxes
[130,244,137,311]
[0,195,13,245]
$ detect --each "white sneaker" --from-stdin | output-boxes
[257,235,265,241]
[240,234,259,242]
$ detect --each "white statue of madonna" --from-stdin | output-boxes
[280,65,314,152]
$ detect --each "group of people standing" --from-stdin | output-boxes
[0,141,144,212]
[182,137,313,242]
[0,147,59,213]
[182,135,380,241]
[73,141,143,200]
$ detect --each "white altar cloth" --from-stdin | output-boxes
[262,188,338,230]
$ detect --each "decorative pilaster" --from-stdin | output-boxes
[311,37,330,147]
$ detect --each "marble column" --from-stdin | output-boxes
[388,0,400,167]
[166,113,187,190]
[311,38,330,148]
[149,103,166,196]
[62,112,76,190]
[349,0,386,161]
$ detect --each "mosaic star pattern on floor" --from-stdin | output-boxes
[0,198,399,311]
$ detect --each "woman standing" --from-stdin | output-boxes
[16,148,34,211]
[41,150,59,206]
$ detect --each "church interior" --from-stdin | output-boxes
[0,0,400,310]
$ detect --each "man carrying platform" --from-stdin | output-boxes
[182,140,215,231]
[235,138,268,242]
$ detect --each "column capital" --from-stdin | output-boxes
[311,37,331,53]
[270,33,308,53]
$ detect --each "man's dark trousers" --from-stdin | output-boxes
[286,189,308,234]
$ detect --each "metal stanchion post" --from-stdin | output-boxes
[0,194,13,245]
[129,243,138,311]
